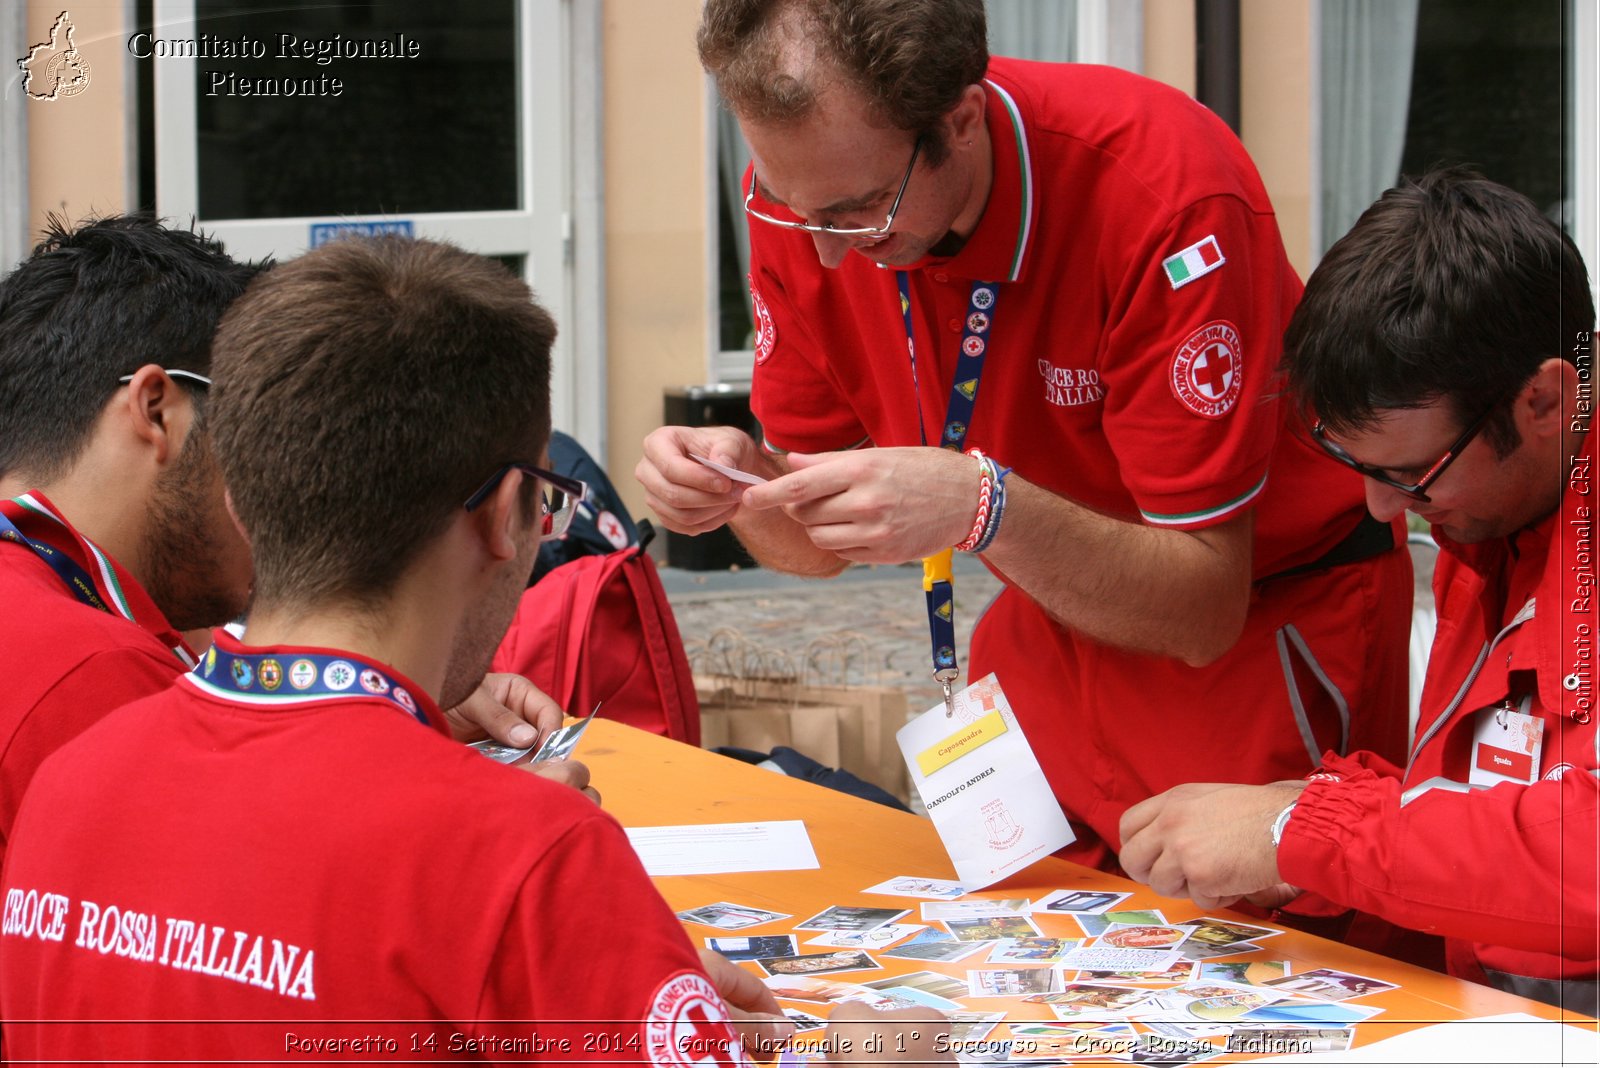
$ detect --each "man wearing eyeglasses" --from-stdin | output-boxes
[1120,171,1598,1014]
[0,217,581,875]
[639,0,1413,872]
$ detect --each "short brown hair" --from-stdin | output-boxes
[209,237,555,609]
[698,0,988,166]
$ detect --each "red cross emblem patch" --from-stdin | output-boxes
[750,281,776,365]
[1170,320,1242,418]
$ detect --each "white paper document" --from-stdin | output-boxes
[897,674,1074,890]
[690,454,768,485]
[1258,1012,1598,1064]
[625,820,820,877]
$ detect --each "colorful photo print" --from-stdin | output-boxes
[676,901,791,930]
[1261,968,1397,1002]
[783,1008,827,1032]
[761,975,876,1004]
[1034,889,1135,915]
[1226,1027,1354,1055]
[946,915,1043,942]
[1074,960,1197,984]
[967,967,1065,998]
[805,923,925,949]
[1072,909,1167,939]
[988,937,1079,964]
[1028,983,1155,1018]
[947,1012,1006,1044]
[862,876,968,899]
[795,905,909,932]
[1096,924,1196,950]
[755,949,883,977]
[1239,999,1382,1025]
[1185,917,1283,947]
[1198,960,1287,986]
[1178,940,1261,961]
[705,934,799,961]
[881,936,994,963]
[863,970,970,1001]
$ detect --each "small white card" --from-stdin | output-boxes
[690,453,768,485]
[1469,704,1544,786]
[897,674,1074,890]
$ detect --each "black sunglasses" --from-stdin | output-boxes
[1311,406,1495,503]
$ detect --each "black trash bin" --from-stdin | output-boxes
[662,385,761,572]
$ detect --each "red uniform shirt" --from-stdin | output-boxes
[746,59,1412,866]
[1280,435,1599,1009]
[0,631,743,1064]
[0,492,193,864]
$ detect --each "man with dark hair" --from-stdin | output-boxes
[1120,170,1598,1014]
[0,236,777,1055]
[0,216,568,874]
[639,0,1413,870]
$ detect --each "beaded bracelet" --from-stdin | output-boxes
[954,450,995,552]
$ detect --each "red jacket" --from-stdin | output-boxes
[1279,439,1599,1005]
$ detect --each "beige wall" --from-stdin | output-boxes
[24,0,130,241]
[601,0,710,520]
[1240,0,1314,279]
[1143,0,1197,97]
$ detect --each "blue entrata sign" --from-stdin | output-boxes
[308,220,414,248]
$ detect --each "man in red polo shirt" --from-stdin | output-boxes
[1119,171,1598,1015]
[0,236,768,1059]
[0,217,577,872]
[638,0,1412,869]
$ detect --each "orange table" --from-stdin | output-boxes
[581,719,1594,1058]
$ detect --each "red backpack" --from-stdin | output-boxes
[491,522,700,745]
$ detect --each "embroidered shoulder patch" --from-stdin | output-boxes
[1162,235,1226,290]
[645,970,744,1067]
[1170,320,1242,418]
[750,280,776,365]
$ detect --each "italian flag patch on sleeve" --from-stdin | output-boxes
[1162,235,1225,290]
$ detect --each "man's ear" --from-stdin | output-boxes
[1517,357,1576,442]
[470,468,531,565]
[943,83,988,151]
[120,364,194,465]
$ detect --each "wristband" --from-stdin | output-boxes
[1269,802,1297,849]
[954,450,995,552]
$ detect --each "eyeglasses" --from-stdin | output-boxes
[464,462,589,543]
[1311,406,1495,503]
[744,137,922,238]
[118,369,212,389]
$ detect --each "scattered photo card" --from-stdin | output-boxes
[882,936,994,963]
[864,970,970,1001]
[677,902,791,930]
[795,905,909,932]
[805,923,926,949]
[761,975,877,1004]
[1239,999,1383,1025]
[1139,1020,1230,1041]
[921,898,1032,921]
[1009,1029,1130,1061]
[705,934,799,961]
[1033,889,1135,915]
[1177,940,1261,961]
[1027,983,1156,1018]
[1197,960,1287,986]
[1060,945,1183,974]
[783,1008,827,1032]
[1096,924,1197,950]
[967,967,1065,998]
[1136,981,1286,1024]
[1184,917,1283,947]
[947,1011,1006,1045]
[1074,960,1197,984]
[755,949,882,977]
[946,915,1043,942]
[1261,967,1397,1002]
[987,937,1079,964]
[1073,909,1167,938]
[1130,1032,1225,1065]
[862,876,968,899]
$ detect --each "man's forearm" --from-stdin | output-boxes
[728,503,849,577]
[982,476,1253,664]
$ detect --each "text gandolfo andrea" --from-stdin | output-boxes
[126,32,421,97]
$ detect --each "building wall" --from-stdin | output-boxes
[601,0,710,519]
[23,0,130,239]
[1240,0,1315,280]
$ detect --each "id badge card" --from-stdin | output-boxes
[896,674,1074,889]
[1469,702,1544,787]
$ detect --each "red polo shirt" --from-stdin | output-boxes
[0,492,194,865]
[745,59,1412,866]
[0,631,743,1062]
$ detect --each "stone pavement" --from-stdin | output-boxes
[659,554,1005,718]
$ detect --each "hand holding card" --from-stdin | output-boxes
[691,453,769,486]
